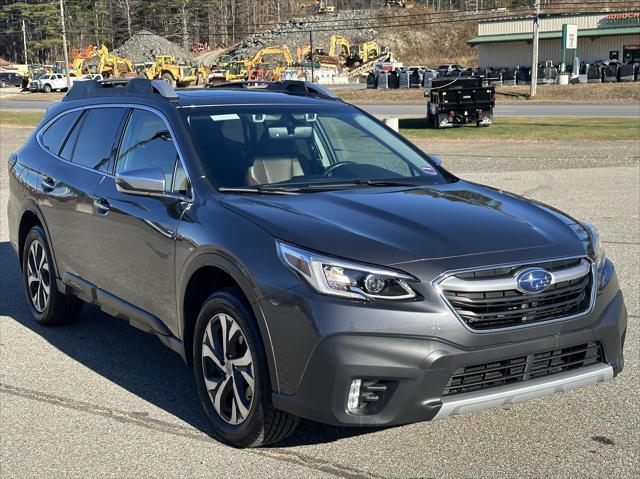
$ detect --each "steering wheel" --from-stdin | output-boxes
[323,161,357,178]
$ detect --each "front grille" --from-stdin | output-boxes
[440,258,593,330]
[443,342,603,396]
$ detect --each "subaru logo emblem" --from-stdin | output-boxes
[516,267,553,294]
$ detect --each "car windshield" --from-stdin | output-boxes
[182,105,449,190]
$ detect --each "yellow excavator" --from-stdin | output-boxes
[346,41,381,67]
[83,45,135,78]
[67,44,134,78]
[328,35,351,60]
[247,45,294,81]
[298,1,336,14]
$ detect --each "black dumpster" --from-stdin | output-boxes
[388,70,399,89]
[587,64,602,83]
[604,63,619,82]
[366,72,377,89]
[618,63,635,82]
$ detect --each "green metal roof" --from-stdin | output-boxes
[468,26,640,45]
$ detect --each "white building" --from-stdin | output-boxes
[468,11,640,68]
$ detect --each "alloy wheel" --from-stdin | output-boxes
[201,313,255,425]
[27,240,50,313]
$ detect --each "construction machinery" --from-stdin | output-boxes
[73,44,135,78]
[192,42,210,54]
[247,46,294,81]
[346,41,382,67]
[299,1,336,14]
[296,45,312,63]
[217,54,233,69]
[191,60,209,85]
[328,35,351,60]
[141,55,197,87]
[385,0,415,7]
[225,60,251,82]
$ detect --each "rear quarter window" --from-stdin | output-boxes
[40,110,82,156]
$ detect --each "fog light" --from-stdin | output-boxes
[347,379,362,411]
[364,274,385,294]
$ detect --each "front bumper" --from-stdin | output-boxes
[271,288,627,426]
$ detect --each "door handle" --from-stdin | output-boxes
[41,176,56,192]
[94,198,110,215]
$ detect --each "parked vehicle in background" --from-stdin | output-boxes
[8,78,627,448]
[28,73,70,93]
[437,64,465,75]
[74,74,104,82]
[426,77,495,128]
[0,72,24,88]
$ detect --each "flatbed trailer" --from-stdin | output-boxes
[425,77,495,128]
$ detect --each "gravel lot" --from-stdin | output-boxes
[1,127,638,479]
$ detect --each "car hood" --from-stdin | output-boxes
[221,181,584,265]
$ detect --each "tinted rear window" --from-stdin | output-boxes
[40,110,82,155]
[71,108,128,172]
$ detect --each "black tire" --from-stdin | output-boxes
[22,226,83,326]
[193,289,299,447]
[43,83,52,93]
[161,72,176,87]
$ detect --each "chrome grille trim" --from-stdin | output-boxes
[439,259,591,293]
[433,256,597,333]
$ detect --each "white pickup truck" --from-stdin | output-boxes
[28,74,71,93]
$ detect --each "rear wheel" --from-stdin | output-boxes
[161,73,176,87]
[193,289,299,447]
[22,226,83,326]
[0,80,6,88]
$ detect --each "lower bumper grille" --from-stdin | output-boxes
[443,342,603,396]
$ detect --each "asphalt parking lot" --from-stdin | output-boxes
[1,126,638,479]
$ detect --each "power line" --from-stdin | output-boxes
[0,3,637,38]
[1,2,638,35]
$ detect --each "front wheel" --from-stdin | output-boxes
[22,226,83,326]
[43,84,52,93]
[193,289,299,447]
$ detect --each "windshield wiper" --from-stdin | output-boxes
[217,186,299,195]
[290,179,423,189]
[352,179,422,187]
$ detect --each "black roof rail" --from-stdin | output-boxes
[205,80,342,101]
[63,77,179,102]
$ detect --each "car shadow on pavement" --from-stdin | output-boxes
[0,241,375,446]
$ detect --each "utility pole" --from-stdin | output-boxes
[309,30,314,83]
[59,0,71,87]
[21,19,28,65]
[529,0,540,98]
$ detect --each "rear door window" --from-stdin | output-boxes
[40,110,82,156]
[71,108,128,172]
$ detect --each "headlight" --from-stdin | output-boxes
[580,221,606,271]
[580,221,614,289]
[277,242,418,301]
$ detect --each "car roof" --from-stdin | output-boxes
[174,88,344,108]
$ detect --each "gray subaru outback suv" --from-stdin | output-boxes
[7,79,627,447]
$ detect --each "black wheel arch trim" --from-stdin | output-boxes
[20,202,61,281]
[178,251,280,392]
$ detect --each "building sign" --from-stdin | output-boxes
[564,24,578,49]
[601,12,640,26]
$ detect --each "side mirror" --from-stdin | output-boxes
[430,155,442,166]
[116,167,166,196]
